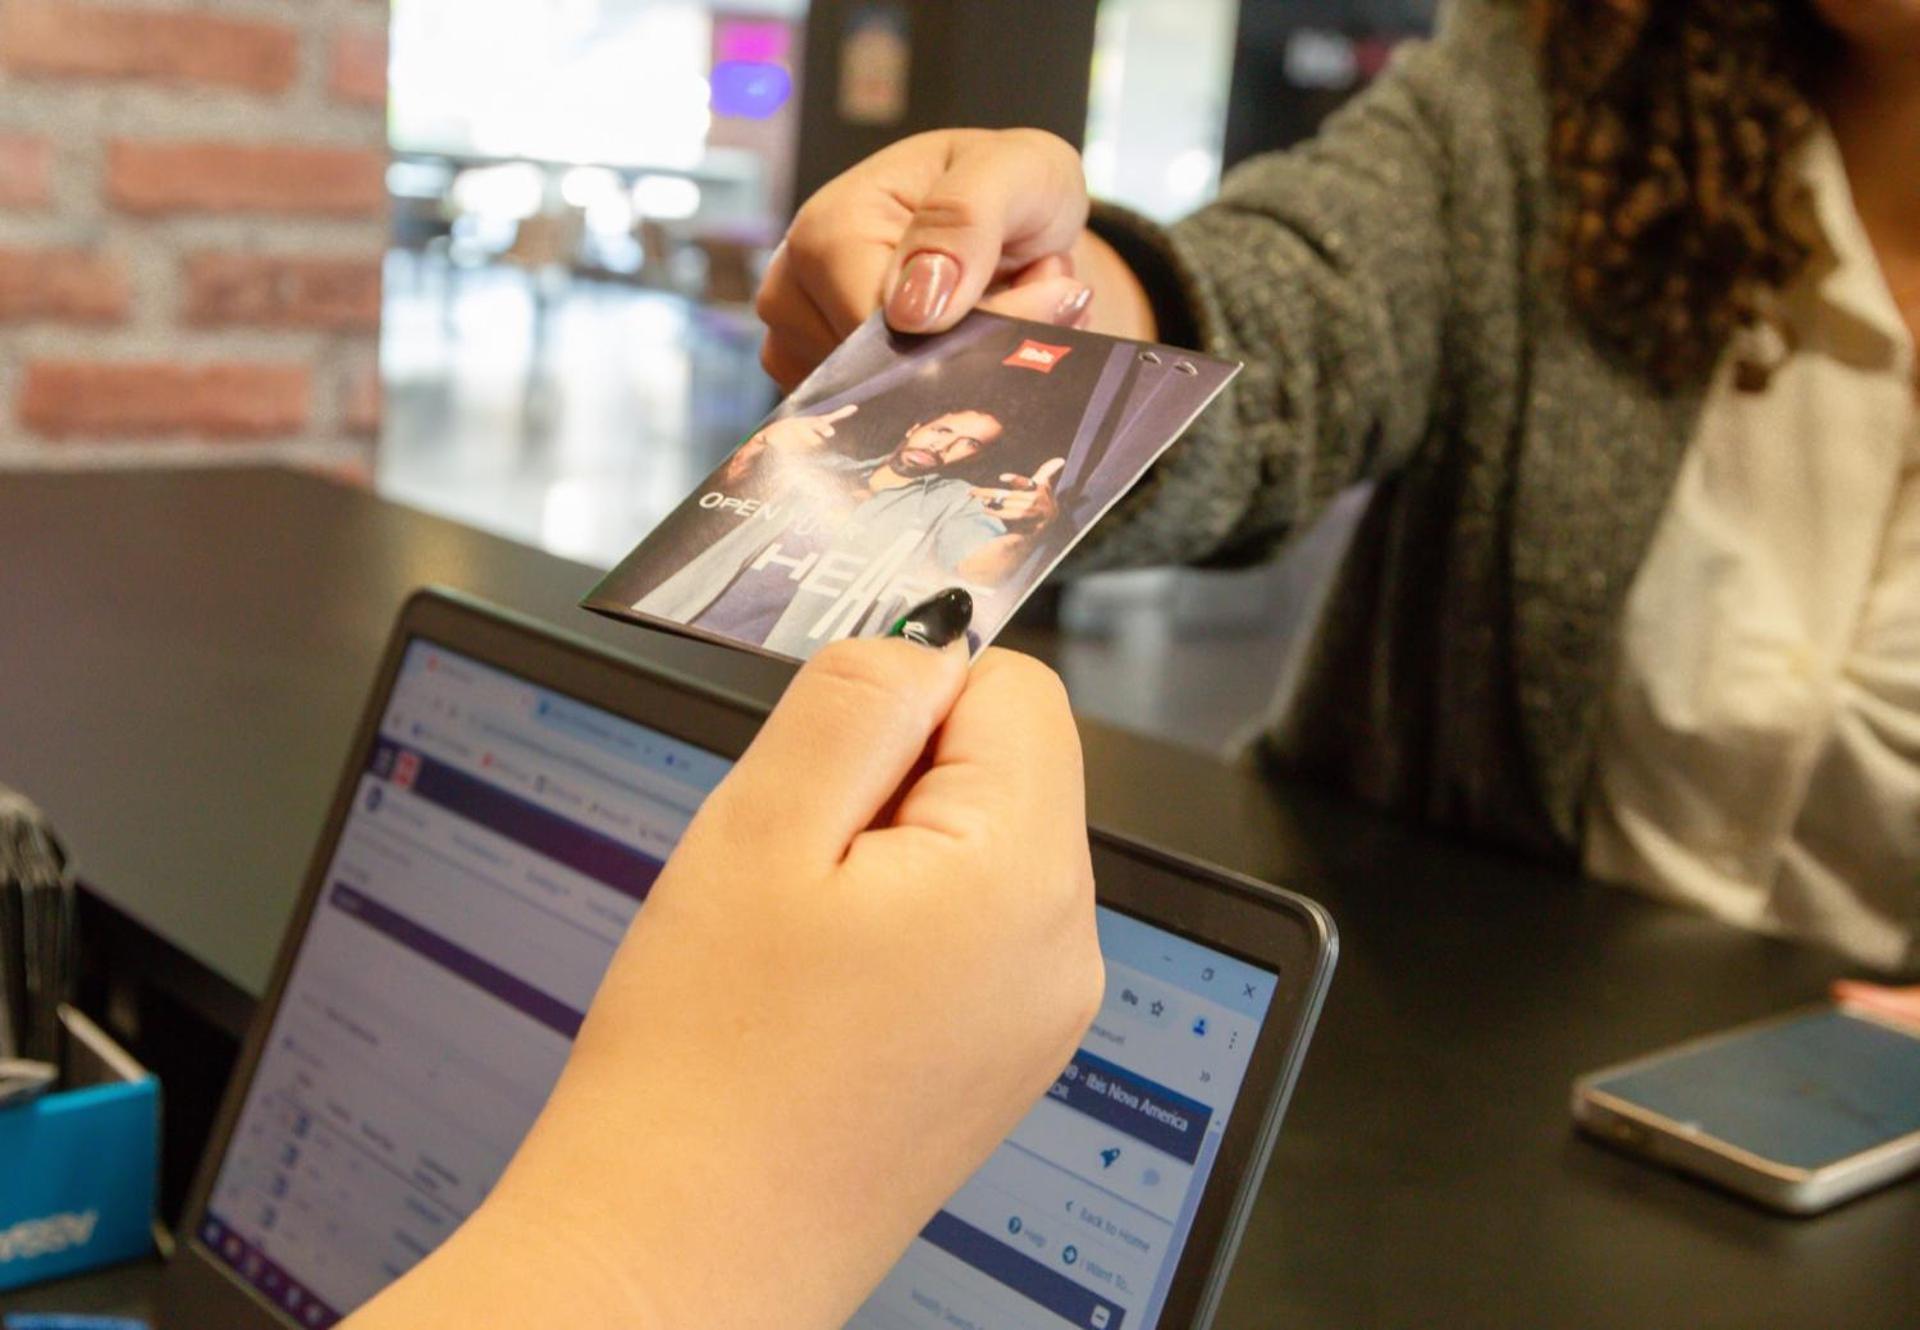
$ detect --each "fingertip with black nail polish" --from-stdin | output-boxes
[888,588,974,650]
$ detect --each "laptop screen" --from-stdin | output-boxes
[201,639,1277,1330]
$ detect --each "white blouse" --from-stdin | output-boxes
[1586,126,1920,971]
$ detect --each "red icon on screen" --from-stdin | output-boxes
[1003,339,1072,373]
[392,750,421,789]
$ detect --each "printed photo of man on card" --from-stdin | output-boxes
[584,310,1238,661]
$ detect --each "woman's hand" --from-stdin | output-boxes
[755,128,1157,390]
[345,638,1103,1330]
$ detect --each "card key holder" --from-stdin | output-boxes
[0,1006,159,1290]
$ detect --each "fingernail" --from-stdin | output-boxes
[888,587,973,649]
[888,252,960,330]
[1054,283,1093,326]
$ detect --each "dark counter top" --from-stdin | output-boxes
[1,468,1910,1329]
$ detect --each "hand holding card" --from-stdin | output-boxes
[584,310,1239,662]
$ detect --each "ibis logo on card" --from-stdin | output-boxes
[1004,339,1072,373]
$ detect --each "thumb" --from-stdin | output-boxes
[885,132,1088,335]
[1032,458,1067,488]
[821,403,859,424]
[698,637,967,870]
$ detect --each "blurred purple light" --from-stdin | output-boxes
[710,61,792,119]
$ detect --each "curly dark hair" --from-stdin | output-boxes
[1531,0,1842,391]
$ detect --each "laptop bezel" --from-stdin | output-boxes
[166,586,1336,1329]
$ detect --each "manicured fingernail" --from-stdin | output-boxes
[888,588,973,649]
[1055,283,1093,326]
[888,252,960,330]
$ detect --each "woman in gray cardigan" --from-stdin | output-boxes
[754,0,1920,970]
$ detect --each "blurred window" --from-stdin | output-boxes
[391,1,728,168]
[1083,0,1239,223]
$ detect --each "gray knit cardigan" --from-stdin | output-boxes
[1073,0,1712,860]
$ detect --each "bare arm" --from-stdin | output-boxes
[342,641,1101,1330]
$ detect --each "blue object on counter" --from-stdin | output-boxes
[0,1012,158,1292]
[5,1317,153,1330]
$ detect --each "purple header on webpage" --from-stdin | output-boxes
[329,883,587,1038]
[1047,1049,1213,1164]
[368,740,666,901]
[920,1210,1126,1329]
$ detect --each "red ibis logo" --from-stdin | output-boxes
[1004,339,1072,373]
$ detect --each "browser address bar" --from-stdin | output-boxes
[467,712,703,825]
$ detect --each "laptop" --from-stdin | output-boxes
[165,588,1336,1330]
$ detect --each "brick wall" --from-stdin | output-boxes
[0,0,389,473]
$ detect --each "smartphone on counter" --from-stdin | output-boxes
[1573,1003,1920,1215]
